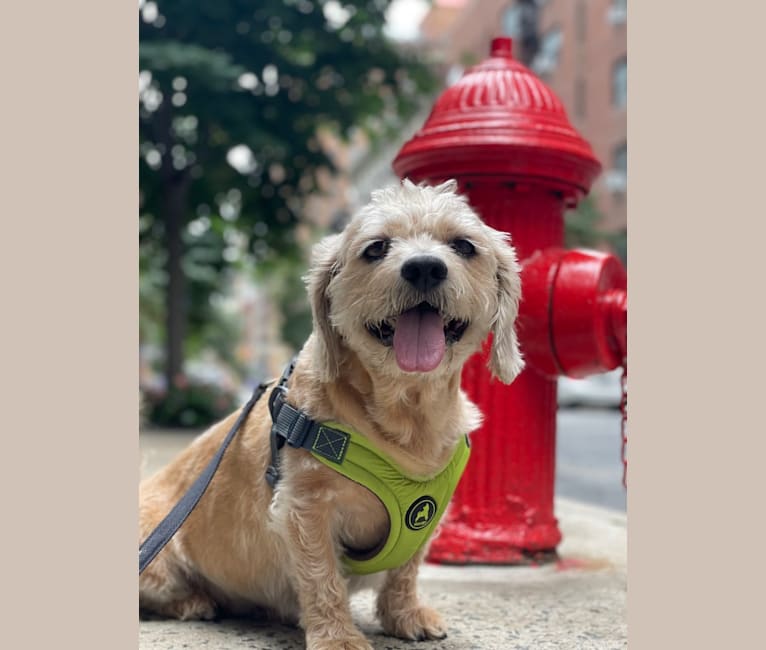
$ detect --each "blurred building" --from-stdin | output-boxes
[309,0,627,235]
[420,0,627,232]
[227,274,293,387]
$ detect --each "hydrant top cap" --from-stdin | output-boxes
[490,37,513,58]
[393,37,602,196]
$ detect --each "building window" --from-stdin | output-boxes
[502,5,522,38]
[532,27,562,76]
[574,77,586,120]
[612,57,627,108]
[608,0,627,25]
[605,142,627,194]
[613,142,627,174]
[502,1,540,66]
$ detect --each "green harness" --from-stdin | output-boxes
[266,367,471,575]
[308,422,471,575]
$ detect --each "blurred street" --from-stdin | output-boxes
[557,407,626,512]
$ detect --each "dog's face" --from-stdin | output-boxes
[307,179,524,384]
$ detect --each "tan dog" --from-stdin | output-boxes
[139,179,524,650]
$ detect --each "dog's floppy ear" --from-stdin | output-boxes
[306,233,343,383]
[488,233,525,384]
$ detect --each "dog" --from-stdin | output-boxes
[139,179,524,650]
[414,502,431,525]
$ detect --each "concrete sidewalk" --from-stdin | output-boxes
[139,430,626,649]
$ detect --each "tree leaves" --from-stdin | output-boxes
[140,41,248,89]
[139,1,437,379]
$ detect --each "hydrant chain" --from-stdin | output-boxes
[621,361,628,489]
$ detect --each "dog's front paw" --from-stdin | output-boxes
[306,631,373,650]
[167,593,218,621]
[380,605,447,641]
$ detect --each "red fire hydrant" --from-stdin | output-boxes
[392,37,627,564]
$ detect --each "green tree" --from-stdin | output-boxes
[139,0,435,388]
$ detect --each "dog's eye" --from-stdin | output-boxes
[362,239,390,262]
[450,239,476,258]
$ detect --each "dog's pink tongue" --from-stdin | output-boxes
[393,308,445,372]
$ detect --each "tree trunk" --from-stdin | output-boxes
[164,180,188,390]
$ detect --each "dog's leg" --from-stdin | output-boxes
[283,499,373,650]
[376,547,447,641]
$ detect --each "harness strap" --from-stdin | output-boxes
[266,363,351,487]
[139,379,272,575]
[265,358,302,487]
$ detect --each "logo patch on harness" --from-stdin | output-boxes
[311,426,350,464]
[405,496,438,531]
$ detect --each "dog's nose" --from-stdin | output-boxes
[401,256,448,292]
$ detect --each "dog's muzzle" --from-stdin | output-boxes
[366,302,469,373]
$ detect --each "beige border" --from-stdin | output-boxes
[1,3,137,649]
[629,1,764,647]
[3,1,762,648]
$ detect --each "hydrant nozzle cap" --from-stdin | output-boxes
[490,37,513,58]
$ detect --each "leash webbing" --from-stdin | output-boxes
[139,380,272,575]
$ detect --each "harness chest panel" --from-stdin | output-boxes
[307,422,471,575]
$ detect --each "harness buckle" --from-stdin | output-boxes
[266,385,289,488]
[268,382,288,421]
[265,463,280,489]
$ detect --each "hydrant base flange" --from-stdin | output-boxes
[429,520,561,565]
